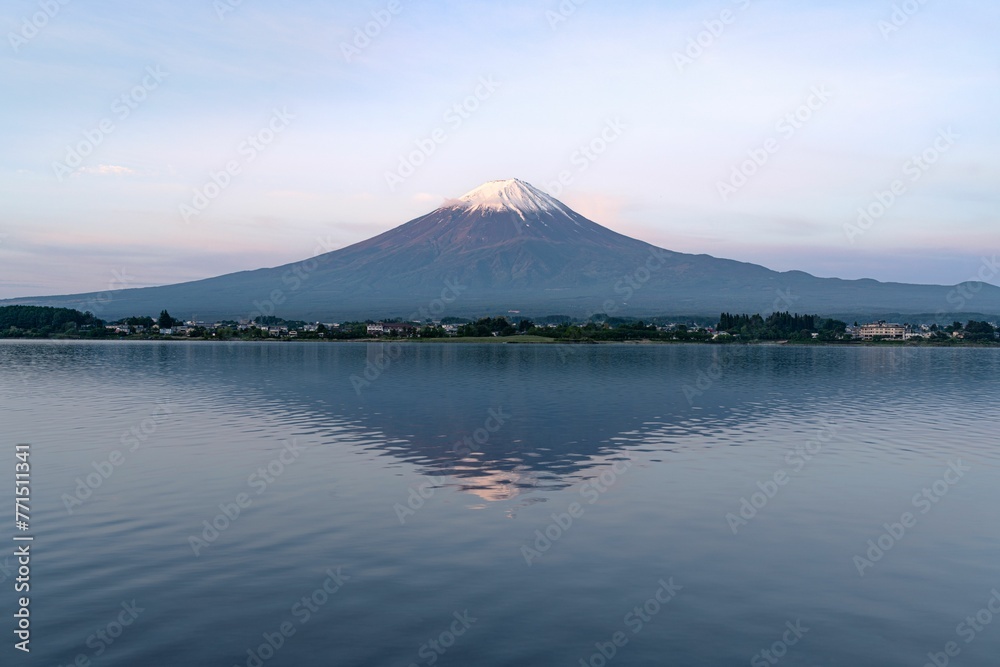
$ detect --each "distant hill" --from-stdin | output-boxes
[4,179,999,322]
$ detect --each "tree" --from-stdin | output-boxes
[964,320,996,341]
[124,315,155,328]
[158,310,176,328]
[0,305,104,338]
[417,325,446,338]
[458,317,515,337]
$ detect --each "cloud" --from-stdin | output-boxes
[413,192,466,209]
[75,165,136,176]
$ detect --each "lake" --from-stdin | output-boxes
[2,341,998,666]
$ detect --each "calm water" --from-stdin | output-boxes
[2,341,999,666]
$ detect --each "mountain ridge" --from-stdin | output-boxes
[3,179,999,321]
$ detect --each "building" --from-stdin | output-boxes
[367,322,417,337]
[382,322,417,337]
[857,321,907,340]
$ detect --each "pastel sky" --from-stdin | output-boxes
[2,0,998,298]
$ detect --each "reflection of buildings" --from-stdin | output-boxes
[858,321,907,340]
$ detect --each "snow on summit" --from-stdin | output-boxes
[452,179,570,219]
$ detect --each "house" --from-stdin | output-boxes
[367,322,417,337]
[382,322,417,337]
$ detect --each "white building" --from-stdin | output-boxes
[857,321,907,340]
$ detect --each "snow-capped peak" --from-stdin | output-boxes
[451,179,570,220]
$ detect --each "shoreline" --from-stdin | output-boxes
[2,336,998,348]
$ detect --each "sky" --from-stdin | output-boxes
[1,0,998,298]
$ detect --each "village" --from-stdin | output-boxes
[99,311,999,343]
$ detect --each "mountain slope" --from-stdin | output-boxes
[4,179,999,321]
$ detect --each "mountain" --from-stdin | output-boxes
[4,179,999,322]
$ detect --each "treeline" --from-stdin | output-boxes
[717,311,847,341]
[0,305,106,338]
[933,320,997,342]
[457,317,518,337]
[455,317,714,342]
[962,320,997,341]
